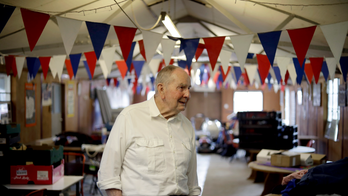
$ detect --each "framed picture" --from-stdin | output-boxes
[25,83,36,127]
[312,83,321,106]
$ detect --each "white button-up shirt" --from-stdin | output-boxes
[97,96,201,196]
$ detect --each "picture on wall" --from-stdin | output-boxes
[25,83,36,127]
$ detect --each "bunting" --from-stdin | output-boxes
[230,34,254,71]
[39,56,51,80]
[84,51,97,78]
[195,43,205,60]
[125,42,136,72]
[256,54,271,84]
[49,55,66,81]
[20,9,50,51]
[56,17,83,55]
[161,39,176,66]
[181,38,200,69]
[142,31,163,63]
[287,64,297,85]
[65,59,74,80]
[258,31,282,66]
[309,57,324,84]
[321,61,329,82]
[233,66,242,83]
[219,49,232,71]
[83,61,92,80]
[114,26,137,60]
[100,47,117,77]
[26,57,41,79]
[85,21,110,60]
[293,58,305,85]
[133,61,145,78]
[287,26,317,66]
[304,63,313,84]
[245,65,258,84]
[340,56,348,82]
[69,53,82,78]
[0,4,16,34]
[203,36,225,70]
[325,57,337,80]
[4,55,16,77]
[138,40,146,61]
[116,60,128,79]
[15,57,25,79]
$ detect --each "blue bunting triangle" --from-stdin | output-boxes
[137,84,142,94]
[340,56,348,82]
[267,73,272,83]
[69,53,82,77]
[150,76,155,91]
[26,57,41,79]
[133,61,145,78]
[233,66,242,83]
[321,61,329,82]
[83,61,92,80]
[293,58,305,85]
[106,78,111,86]
[127,78,132,86]
[247,53,254,59]
[180,38,200,69]
[126,42,136,72]
[258,31,282,66]
[273,66,282,84]
[85,21,110,60]
[0,4,16,34]
[178,60,187,69]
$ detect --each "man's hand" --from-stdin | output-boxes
[106,189,122,196]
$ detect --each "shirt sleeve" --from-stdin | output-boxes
[97,113,128,191]
[187,126,202,196]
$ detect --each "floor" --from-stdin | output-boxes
[76,149,264,196]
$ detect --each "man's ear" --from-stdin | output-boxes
[157,83,165,99]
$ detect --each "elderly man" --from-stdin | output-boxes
[97,65,201,196]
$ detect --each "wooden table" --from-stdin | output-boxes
[248,161,297,196]
[3,176,83,196]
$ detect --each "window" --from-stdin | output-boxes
[0,73,11,102]
[283,87,296,126]
[233,91,263,113]
[325,78,340,141]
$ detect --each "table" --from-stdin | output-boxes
[248,161,298,196]
[3,176,83,196]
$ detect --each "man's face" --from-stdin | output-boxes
[163,69,191,114]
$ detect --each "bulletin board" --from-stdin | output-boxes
[25,83,36,127]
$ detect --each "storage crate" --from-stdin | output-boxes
[0,124,20,135]
[237,111,281,120]
[0,133,20,147]
[9,145,63,166]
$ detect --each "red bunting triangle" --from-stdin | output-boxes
[304,63,313,84]
[284,71,290,85]
[256,54,271,85]
[138,40,146,61]
[39,57,51,80]
[65,59,74,80]
[132,77,138,95]
[114,26,137,60]
[4,55,17,77]
[116,60,128,79]
[309,57,324,84]
[241,70,250,86]
[287,26,317,66]
[129,63,135,74]
[195,43,205,60]
[203,37,225,70]
[20,9,50,51]
[220,65,231,82]
[158,59,166,72]
[84,51,97,78]
[113,78,118,87]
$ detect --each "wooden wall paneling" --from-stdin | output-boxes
[185,91,221,121]
[221,87,233,123]
[343,106,348,158]
[77,80,94,136]
[262,88,281,112]
[319,81,328,155]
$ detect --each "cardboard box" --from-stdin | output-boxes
[308,153,327,165]
[271,151,301,167]
[10,160,64,184]
[300,153,313,166]
[256,149,282,163]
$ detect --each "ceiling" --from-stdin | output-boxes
[0,0,348,80]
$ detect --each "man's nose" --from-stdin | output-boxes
[183,88,190,98]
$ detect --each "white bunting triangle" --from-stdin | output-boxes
[287,63,297,85]
[245,65,258,84]
[49,55,66,81]
[276,57,291,80]
[273,83,280,93]
[269,67,277,83]
[142,31,163,64]
[148,58,162,75]
[209,63,220,78]
[230,34,254,71]
[161,38,176,66]
[101,47,116,76]
[320,21,348,65]
[98,60,109,79]
[254,72,261,88]
[219,49,231,71]
[56,17,83,55]
[15,57,25,79]
[325,57,337,80]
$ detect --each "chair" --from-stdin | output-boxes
[63,152,86,196]
[25,188,46,196]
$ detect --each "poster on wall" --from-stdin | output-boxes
[312,83,321,106]
[25,83,36,127]
[338,84,346,107]
[67,82,74,117]
[42,83,52,106]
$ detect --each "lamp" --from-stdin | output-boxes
[161,12,181,38]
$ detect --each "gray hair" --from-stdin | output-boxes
[154,65,181,93]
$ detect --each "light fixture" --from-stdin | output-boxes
[161,12,181,38]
